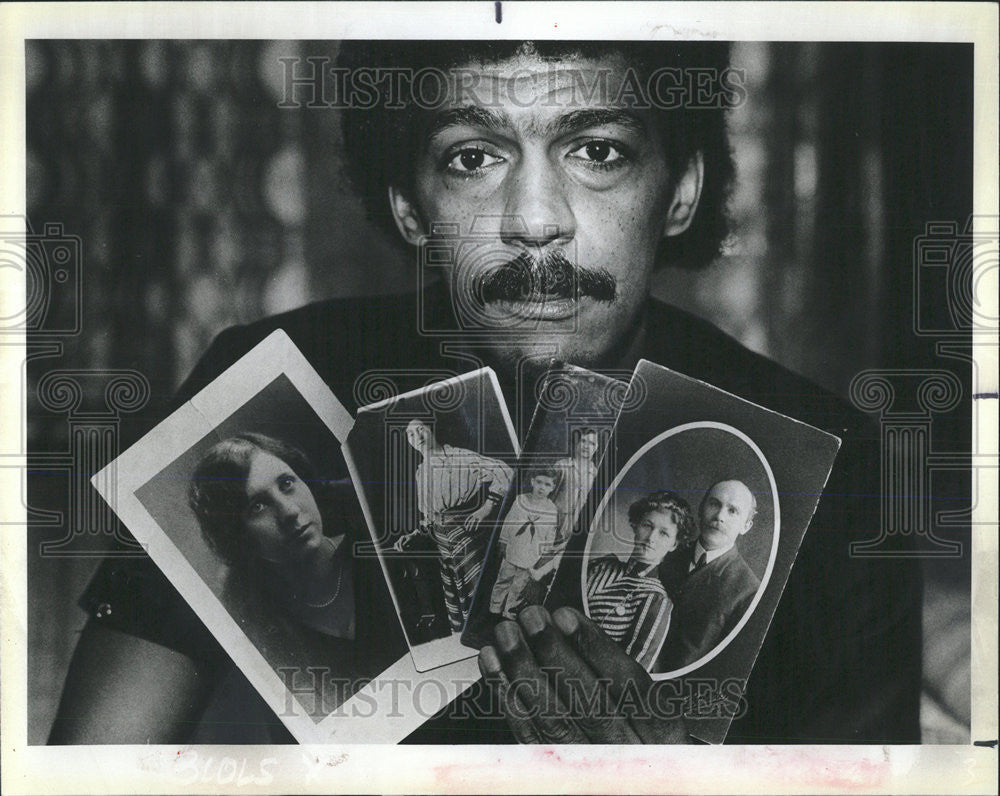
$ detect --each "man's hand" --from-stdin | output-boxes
[478,605,689,744]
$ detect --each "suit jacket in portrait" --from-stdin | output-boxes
[657,544,761,672]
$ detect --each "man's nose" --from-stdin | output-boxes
[500,155,576,247]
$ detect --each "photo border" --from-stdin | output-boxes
[1,2,996,794]
[92,329,479,744]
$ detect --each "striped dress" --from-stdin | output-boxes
[416,445,513,632]
[586,556,672,671]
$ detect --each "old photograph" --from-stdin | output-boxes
[2,2,995,793]
[464,363,619,646]
[582,422,776,675]
[545,360,840,742]
[345,367,517,671]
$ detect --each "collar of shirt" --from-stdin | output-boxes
[626,559,657,578]
[690,540,735,571]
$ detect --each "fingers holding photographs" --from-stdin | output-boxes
[478,645,543,744]
[518,606,641,743]
[487,617,588,743]
[551,607,687,744]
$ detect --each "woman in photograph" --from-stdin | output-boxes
[586,491,697,671]
[188,432,355,641]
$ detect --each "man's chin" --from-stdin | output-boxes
[476,325,614,374]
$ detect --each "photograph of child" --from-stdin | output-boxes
[488,467,561,619]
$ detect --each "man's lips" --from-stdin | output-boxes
[492,293,585,321]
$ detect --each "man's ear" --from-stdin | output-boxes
[388,185,425,245]
[663,151,704,238]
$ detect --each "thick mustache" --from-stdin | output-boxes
[476,250,617,304]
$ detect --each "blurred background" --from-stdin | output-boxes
[23,40,973,743]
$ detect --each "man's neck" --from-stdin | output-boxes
[461,302,650,437]
[695,539,735,564]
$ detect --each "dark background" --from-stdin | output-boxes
[24,41,973,743]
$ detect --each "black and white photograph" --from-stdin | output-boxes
[463,363,619,647]
[545,360,840,743]
[582,422,776,675]
[84,330,480,744]
[344,368,518,671]
[2,2,995,792]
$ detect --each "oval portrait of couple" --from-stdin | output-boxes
[581,422,778,677]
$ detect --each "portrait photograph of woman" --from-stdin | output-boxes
[133,371,396,726]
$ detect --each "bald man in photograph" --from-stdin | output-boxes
[658,480,762,671]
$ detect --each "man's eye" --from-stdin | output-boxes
[568,140,627,167]
[248,501,265,515]
[278,476,296,492]
[445,147,503,174]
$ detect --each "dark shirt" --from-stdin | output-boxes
[658,545,761,672]
[78,288,923,744]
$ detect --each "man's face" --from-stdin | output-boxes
[698,480,754,551]
[396,52,699,371]
[630,508,680,567]
[575,431,599,460]
[530,474,556,499]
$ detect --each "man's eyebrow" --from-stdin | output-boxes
[550,108,647,138]
[426,107,647,142]
[427,106,514,140]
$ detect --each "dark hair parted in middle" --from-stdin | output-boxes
[626,490,697,548]
[338,40,736,271]
[188,432,321,565]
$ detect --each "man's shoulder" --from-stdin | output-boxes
[658,548,690,588]
[712,546,760,589]
[178,292,441,411]
[645,299,873,438]
[216,291,417,347]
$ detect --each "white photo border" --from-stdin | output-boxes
[1,2,996,794]
[94,329,479,745]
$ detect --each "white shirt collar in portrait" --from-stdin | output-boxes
[689,539,736,571]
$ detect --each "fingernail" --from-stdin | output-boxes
[495,621,521,653]
[519,605,546,637]
[553,607,579,636]
[479,645,502,675]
